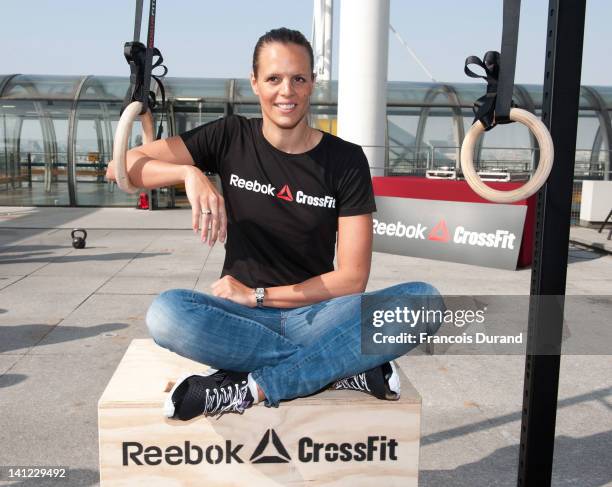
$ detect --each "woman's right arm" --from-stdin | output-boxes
[105,136,194,189]
[105,136,227,245]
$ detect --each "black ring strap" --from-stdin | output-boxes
[121,0,168,139]
[464,0,521,131]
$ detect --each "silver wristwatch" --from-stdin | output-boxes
[254,287,265,307]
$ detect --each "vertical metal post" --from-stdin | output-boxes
[27,152,32,188]
[518,2,586,486]
[9,152,15,188]
[149,40,161,212]
[2,112,8,189]
[67,76,92,206]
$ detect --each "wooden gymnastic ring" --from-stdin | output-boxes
[460,107,554,203]
[112,101,155,194]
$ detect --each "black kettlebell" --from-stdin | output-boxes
[71,229,87,249]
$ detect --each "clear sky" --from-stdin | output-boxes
[1,0,610,86]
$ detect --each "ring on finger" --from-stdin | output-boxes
[201,209,212,215]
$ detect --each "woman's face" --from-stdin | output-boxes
[251,42,314,130]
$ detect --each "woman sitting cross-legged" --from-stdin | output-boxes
[107,27,444,420]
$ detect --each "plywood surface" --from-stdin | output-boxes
[98,339,422,486]
[99,339,420,409]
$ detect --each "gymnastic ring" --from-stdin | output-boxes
[460,107,554,203]
[112,101,155,194]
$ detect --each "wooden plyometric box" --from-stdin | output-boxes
[98,339,422,486]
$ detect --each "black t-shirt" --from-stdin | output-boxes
[180,115,376,288]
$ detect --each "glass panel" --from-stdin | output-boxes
[478,115,533,173]
[5,78,611,207]
[173,102,225,134]
[388,81,433,106]
[74,100,145,206]
[516,84,593,110]
[438,82,483,108]
[594,86,612,109]
[80,76,129,101]
[18,118,43,179]
[85,76,232,103]
[0,103,29,199]
[311,80,337,105]
[577,87,598,110]
[0,100,71,206]
[2,75,83,100]
[422,109,461,171]
[310,104,337,135]
[421,113,455,148]
[0,75,13,94]
[233,79,258,104]
[233,104,261,117]
[163,78,228,101]
[387,107,422,175]
[521,84,543,108]
[607,112,612,150]
[576,110,600,150]
[75,102,110,206]
[575,109,604,178]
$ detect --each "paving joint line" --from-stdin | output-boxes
[0,247,74,291]
[8,231,165,365]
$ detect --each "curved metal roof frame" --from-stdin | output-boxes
[67,76,93,205]
[0,74,20,98]
[0,74,609,109]
[581,86,612,166]
[415,84,465,169]
[0,75,84,100]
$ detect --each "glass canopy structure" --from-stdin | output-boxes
[1,74,610,207]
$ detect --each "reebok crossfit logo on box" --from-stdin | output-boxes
[453,226,516,249]
[121,429,398,466]
[372,195,526,270]
[249,429,291,463]
[229,173,336,208]
[373,218,516,250]
[372,219,427,240]
[428,220,450,242]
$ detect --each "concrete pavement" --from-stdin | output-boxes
[0,207,610,486]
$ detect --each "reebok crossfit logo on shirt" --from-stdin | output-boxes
[229,173,336,209]
[277,185,294,202]
[229,173,275,195]
[295,190,336,208]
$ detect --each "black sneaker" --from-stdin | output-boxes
[331,361,400,400]
[164,369,254,420]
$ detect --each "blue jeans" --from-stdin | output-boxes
[146,281,443,407]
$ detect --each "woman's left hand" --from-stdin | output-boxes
[211,275,256,307]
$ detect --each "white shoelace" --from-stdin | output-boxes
[333,373,371,392]
[204,381,250,416]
